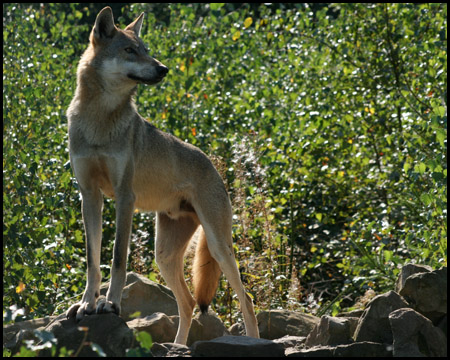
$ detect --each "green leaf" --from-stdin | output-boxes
[210,3,224,11]
[432,105,446,117]
[403,162,411,173]
[420,193,433,206]
[136,331,153,350]
[416,162,426,174]
[383,250,393,263]
[436,128,446,147]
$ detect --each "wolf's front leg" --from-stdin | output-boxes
[97,191,135,315]
[67,187,103,321]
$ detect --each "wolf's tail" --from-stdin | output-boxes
[193,227,222,313]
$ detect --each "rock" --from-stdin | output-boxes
[41,313,133,357]
[273,335,306,350]
[257,310,319,340]
[354,290,409,344]
[286,342,392,357]
[336,309,364,318]
[228,322,245,336]
[100,272,178,321]
[389,308,447,357]
[305,315,357,347]
[399,267,447,324]
[394,263,432,292]
[191,335,284,357]
[127,312,177,344]
[230,310,318,339]
[184,311,229,346]
[333,341,392,357]
[151,342,191,357]
[286,344,333,357]
[5,264,447,357]
[3,316,57,352]
[128,311,229,346]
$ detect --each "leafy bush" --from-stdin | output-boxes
[3,3,446,328]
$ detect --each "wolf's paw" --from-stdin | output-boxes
[96,298,121,316]
[66,301,96,321]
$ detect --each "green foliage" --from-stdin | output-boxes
[3,2,446,334]
[3,3,92,322]
[126,331,153,357]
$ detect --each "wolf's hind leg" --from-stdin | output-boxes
[195,194,260,339]
[155,212,198,345]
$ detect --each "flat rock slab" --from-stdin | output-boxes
[191,335,285,357]
[286,342,392,357]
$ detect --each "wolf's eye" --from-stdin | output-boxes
[125,47,136,54]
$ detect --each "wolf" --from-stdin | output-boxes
[66,6,259,344]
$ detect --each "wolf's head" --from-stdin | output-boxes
[87,6,168,86]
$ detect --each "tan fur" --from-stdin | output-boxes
[65,7,259,345]
[193,227,222,312]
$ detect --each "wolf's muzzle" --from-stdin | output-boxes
[156,65,169,77]
[150,65,168,84]
[128,65,168,85]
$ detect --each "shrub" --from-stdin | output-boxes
[3,4,446,326]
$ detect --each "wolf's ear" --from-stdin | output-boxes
[92,6,117,41]
[125,13,144,36]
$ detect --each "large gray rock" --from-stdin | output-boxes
[181,311,229,346]
[273,335,306,350]
[128,311,229,346]
[100,272,178,321]
[305,315,357,347]
[394,263,432,292]
[354,290,409,344]
[41,313,133,357]
[127,312,177,344]
[399,267,447,324]
[389,308,447,357]
[191,335,284,357]
[151,342,191,357]
[256,310,319,340]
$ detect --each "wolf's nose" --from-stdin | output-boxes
[157,65,169,77]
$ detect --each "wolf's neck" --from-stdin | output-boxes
[78,65,136,113]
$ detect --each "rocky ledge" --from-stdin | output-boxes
[3,264,446,357]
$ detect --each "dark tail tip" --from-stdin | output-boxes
[199,303,209,314]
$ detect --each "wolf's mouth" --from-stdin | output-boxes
[127,73,165,85]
